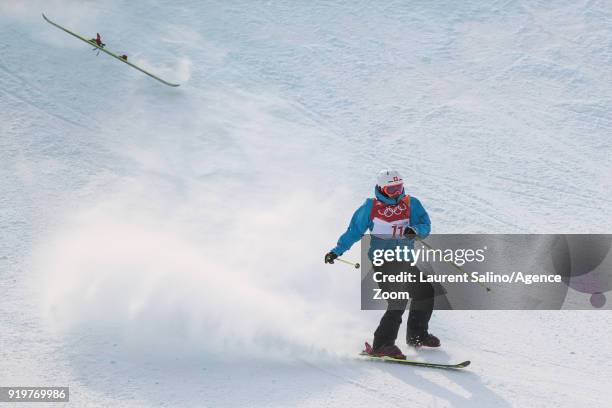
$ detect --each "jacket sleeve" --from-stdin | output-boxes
[331,199,373,256]
[409,197,431,239]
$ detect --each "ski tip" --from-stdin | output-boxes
[457,360,471,368]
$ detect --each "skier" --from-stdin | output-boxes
[325,169,438,359]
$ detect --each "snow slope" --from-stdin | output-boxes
[1,0,611,406]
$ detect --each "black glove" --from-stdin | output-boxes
[404,227,417,238]
[325,251,338,264]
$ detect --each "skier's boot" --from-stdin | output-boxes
[364,342,406,359]
[407,332,440,348]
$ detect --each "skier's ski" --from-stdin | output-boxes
[359,351,471,370]
[42,13,180,87]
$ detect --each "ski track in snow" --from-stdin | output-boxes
[1,0,611,407]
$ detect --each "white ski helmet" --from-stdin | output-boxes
[377,169,403,187]
[377,169,404,197]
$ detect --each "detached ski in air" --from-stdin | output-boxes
[42,13,180,87]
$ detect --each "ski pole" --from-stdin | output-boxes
[337,258,360,269]
[418,240,492,292]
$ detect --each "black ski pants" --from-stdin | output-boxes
[372,261,434,350]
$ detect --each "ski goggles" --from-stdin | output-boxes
[382,183,404,197]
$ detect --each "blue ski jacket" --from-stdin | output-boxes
[331,188,431,256]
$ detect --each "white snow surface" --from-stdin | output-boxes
[1,0,611,407]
